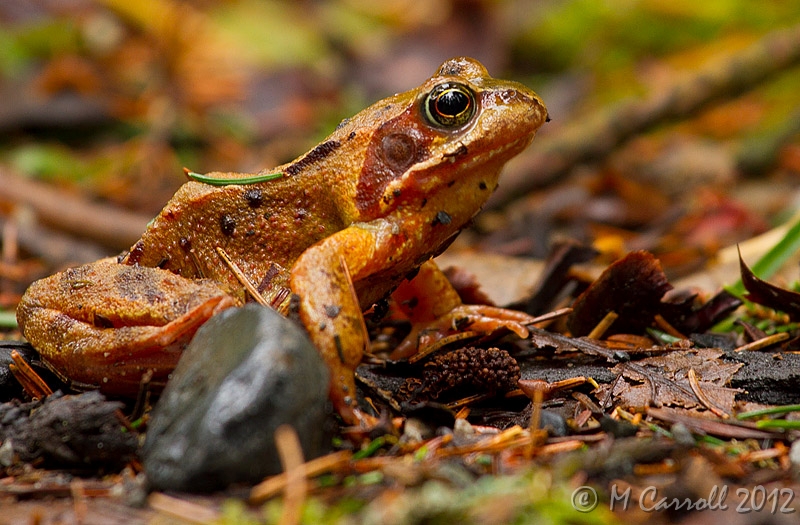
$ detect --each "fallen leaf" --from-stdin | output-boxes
[569,251,672,336]
[740,253,800,319]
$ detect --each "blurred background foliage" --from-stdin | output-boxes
[1,0,799,277]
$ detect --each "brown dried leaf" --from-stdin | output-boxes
[740,253,800,319]
[595,350,743,412]
[569,251,740,336]
[569,251,672,336]
[442,266,495,306]
[639,348,742,385]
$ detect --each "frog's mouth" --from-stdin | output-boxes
[439,132,536,170]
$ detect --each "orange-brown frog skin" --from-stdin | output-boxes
[17,57,548,426]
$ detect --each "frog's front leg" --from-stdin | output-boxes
[16,260,237,393]
[389,260,535,360]
[290,227,381,427]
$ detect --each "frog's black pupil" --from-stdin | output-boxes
[436,89,469,117]
[424,83,475,128]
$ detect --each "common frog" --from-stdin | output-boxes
[17,57,548,426]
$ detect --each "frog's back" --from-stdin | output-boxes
[122,173,347,295]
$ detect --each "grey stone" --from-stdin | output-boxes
[142,303,330,492]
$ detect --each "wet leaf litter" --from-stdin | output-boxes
[3,3,800,524]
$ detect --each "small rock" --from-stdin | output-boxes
[451,418,477,447]
[538,410,569,437]
[142,304,331,492]
[0,439,13,467]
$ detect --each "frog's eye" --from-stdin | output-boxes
[424,82,476,128]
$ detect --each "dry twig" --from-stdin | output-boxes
[0,168,149,251]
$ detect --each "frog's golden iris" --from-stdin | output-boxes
[424,82,476,128]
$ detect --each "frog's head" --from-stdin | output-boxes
[347,57,548,220]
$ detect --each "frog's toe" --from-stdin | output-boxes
[333,396,382,431]
[390,305,535,360]
[448,304,534,339]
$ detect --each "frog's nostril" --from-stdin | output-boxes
[499,89,518,104]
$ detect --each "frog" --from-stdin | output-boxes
[16,57,548,426]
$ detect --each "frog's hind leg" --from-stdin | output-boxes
[16,261,237,395]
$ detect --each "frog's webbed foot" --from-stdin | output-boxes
[337,403,382,432]
[390,304,535,360]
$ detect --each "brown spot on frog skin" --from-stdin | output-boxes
[437,58,475,76]
[114,266,166,305]
[324,305,341,318]
[431,210,452,226]
[443,144,468,159]
[284,140,341,176]
[333,334,346,363]
[125,240,145,266]
[243,188,263,208]
[220,215,236,236]
[179,237,192,251]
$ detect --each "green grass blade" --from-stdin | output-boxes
[0,310,17,328]
[187,171,283,186]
